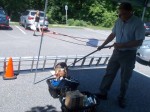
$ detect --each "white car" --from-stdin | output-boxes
[19,10,49,30]
[136,40,150,65]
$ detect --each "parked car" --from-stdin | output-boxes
[137,40,150,64]
[19,10,49,30]
[144,23,150,36]
[0,7,9,28]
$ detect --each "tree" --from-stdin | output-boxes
[0,0,147,27]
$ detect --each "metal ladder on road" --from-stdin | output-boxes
[0,54,111,74]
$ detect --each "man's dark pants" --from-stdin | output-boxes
[100,49,136,98]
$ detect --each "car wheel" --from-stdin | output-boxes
[6,26,10,30]
[24,21,27,29]
[136,56,150,66]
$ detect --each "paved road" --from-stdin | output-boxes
[0,25,111,57]
[0,25,150,112]
[0,25,150,75]
[0,69,150,112]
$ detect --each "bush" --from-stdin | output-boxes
[73,20,87,26]
[101,11,117,27]
[67,19,75,26]
[67,19,87,26]
[47,10,55,24]
[88,2,105,26]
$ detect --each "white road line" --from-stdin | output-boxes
[134,69,150,78]
[15,25,26,34]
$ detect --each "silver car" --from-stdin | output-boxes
[0,7,9,28]
[137,40,150,64]
[19,10,49,30]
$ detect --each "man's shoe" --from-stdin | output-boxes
[96,93,107,100]
[118,97,126,108]
[33,34,36,36]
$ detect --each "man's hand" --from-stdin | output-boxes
[97,45,104,50]
[114,43,126,49]
[97,33,115,50]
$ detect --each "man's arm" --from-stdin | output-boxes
[97,33,115,50]
[114,39,143,49]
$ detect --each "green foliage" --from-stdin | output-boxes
[88,1,105,25]
[0,0,147,27]
[101,11,117,27]
[67,19,87,26]
[67,19,75,26]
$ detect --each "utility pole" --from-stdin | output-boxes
[33,0,48,84]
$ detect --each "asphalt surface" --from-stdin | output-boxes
[0,25,112,57]
[0,25,150,112]
[0,25,149,75]
[0,69,150,112]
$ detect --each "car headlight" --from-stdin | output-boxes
[140,44,150,49]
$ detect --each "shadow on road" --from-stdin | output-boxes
[86,38,99,47]
[0,26,13,31]
[24,27,50,33]
[25,105,58,112]
[68,68,150,112]
[33,34,42,37]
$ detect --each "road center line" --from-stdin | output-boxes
[15,25,26,34]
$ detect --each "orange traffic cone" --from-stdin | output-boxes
[3,57,17,80]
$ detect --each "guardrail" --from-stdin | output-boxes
[0,55,111,74]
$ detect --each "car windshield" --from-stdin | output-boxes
[31,11,44,17]
[0,10,5,15]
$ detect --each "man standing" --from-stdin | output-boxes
[97,2,145,108]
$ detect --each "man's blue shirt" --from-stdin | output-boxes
[112,15,145,50]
